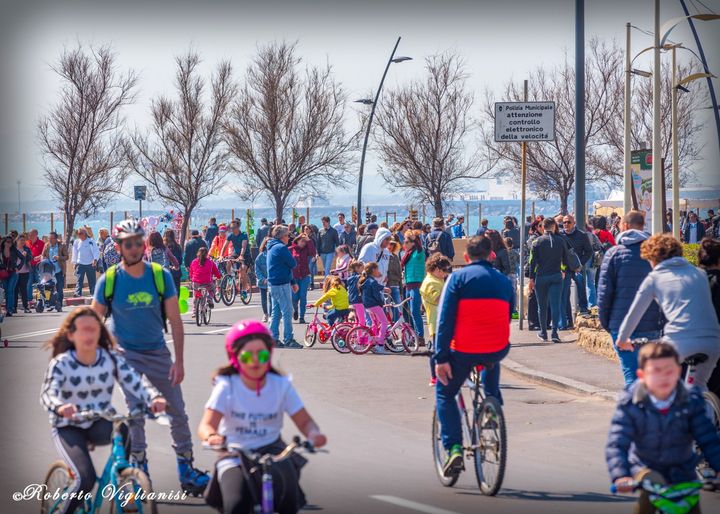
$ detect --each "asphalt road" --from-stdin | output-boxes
[1,293,718,514]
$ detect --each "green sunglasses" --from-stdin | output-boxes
[239,349,271,365]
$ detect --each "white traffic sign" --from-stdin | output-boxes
[494,102,555,142]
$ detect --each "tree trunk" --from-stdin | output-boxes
[559,192,569,215]
[65,211,76,243]
[180,210,191,248]
[433,198,443,218]
[274,196,285,225]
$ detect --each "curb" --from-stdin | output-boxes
[503,357,618,402]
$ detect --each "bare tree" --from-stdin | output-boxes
[481,39,623,214]
[225,41,355,221]
[126,52,235,245]
[38,44,137,239]
[373,52,485,218]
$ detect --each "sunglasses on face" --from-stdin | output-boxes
[122,240,144,249]
[239,349,270,365]
[563,221,572,225]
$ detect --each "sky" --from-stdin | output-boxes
[1,0,718,211]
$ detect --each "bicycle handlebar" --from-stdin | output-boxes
[384,297,411,309]
[70,407,170,425]
[203,436,317,462]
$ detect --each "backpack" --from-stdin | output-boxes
[426,231,442,256]
[104,262,168,332]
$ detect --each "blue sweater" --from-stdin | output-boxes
[254,251,269,289]
[266,238,296,286]
[346,273,362,304]
[360,276,384,308]
[606,380,720,483]
[597,230,663,333]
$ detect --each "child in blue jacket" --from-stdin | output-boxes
[359,262,388,354]
[346,260,365,327]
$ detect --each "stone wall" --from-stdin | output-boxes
[574,314,617,362]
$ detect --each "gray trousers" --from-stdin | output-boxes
[122,346,193,455]
[665,335,720,391]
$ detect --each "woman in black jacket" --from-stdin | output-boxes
[700,238,720,397]
[1,236,23,316]
[486,230,511,275]
[13,234,33,313]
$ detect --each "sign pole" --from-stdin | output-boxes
[519,79,529,331]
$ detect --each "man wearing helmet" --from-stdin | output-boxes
[91,219,210,496]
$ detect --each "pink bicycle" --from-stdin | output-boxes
[303,305,351,354]
[345,298,417,355]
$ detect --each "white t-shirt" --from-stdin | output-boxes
[205,373,304,450]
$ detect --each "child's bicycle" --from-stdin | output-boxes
[412,351,507,495]
[629,338,720,487]
[302,305,350,354]
[610,469,703,514]
[193,285,213,326]
[345,298,417,355]
[40,407,169,514]
[203,436,319,514]
[219,257,254,306]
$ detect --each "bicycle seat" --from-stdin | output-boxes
[684,353,708,366]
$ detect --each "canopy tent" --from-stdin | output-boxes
[593,197,720,217]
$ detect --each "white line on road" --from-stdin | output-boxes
[4,328,58,340]
[370,495,462,514]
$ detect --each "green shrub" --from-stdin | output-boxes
[683,243,700,266]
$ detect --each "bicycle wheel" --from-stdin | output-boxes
[194,298,202,327]
[220,275,236,306]
[431,409,459,487]
[213,279,222,303]
[41,461,73,514]
[109,467,158,514]
[303,325,317,348]
[203,300,212,325]
[473,395,507,496]
[400,324,419,353]
[331,323,352,354]
[346,326,374,355]
[384,331,405,353]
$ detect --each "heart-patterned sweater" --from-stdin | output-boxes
[40,348,161,428]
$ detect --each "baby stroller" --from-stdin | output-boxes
[34,259,59,313]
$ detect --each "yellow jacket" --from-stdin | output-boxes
[420,273,444,337]
[315,285,350,311]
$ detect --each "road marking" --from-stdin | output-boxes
[4,328,58,340]
[370,496,462,514]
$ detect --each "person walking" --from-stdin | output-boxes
[318,216,340,278]
[290,234,314,324]
[41,231,68,312]
[11,234,33,314]
[255,237,272,323]
[183,230,207,269]
[204,217,219,248]
[355,223,378,256]
[358,227,393,285]
[597,211,663,386]
[699,238,720,397]
[402,230,427,344]
[425,218,455,261]
[501,219,521,250]
[683,212,706,243]
[145,231,180,272]
[559,214,592,327]
[98,228,121,271]
[1,236,21,316]
[72,227,99,297]
[26,228,45,302]
[256,218,271,247]
[267,226,302,348]
[91,219,209,495]
[451,216,465,239]
[339,223,357,248]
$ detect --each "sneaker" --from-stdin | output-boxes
[284,339,303,349]
[176,453,210,497]
[372,345,386,354]
[442,444,464,477]
[262,315,268,323]
[428,377,437,387]
[293,310,298,320]
[274,340,285,349]
[551,332,561,343]
[208,299,214,309]
[130,451,150,478]
[537,332,548,342]
[298,318,306,324]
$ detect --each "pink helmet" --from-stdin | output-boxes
[225,320,273,372]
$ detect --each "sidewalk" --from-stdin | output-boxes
[503,321,623,401]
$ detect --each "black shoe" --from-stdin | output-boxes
[551,332,561,343]
[298,319,306,324]
[274,340,285,349]
[284,339,303,349]
[5,312,11,317]
[24,308,31,314]
[293,310,298,320]
[537,332,547,341]
[528,324,540,331]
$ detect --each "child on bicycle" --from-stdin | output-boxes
[420,254,453,386]
[199,321,327,514]
[309,275,350,326]
[190,247,222,309]
[359,262,389,354]
[40,306,166,514]
[346,260,366,327]
[606,341,720,512]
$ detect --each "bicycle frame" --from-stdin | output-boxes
[308,306,333,342]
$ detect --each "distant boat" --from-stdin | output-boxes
[294,195,330,208]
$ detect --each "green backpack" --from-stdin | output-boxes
[103,262,168,332]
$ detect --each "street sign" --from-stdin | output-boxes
[494,102,555,142]
[134,185,147,201]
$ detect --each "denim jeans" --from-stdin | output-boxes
[292,275,311,321]
[269,283,294,342]
[561,269,588,327]
[436,346,510,449]
[610,330,661,387]
[327,308,350,326]
[535,273,563,336]
[308,256,317,288]
[259,287,271,316]
[2,273,18,313]
[585,259,597,307]
[55,272,65,310]
[320,253,334,277]
[407,286,424,338]
[75,263,97,296]
[389,286,402,322]
[27,266,39,300]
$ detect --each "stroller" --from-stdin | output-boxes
[34,259,59,313]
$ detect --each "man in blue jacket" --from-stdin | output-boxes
[426,218,455,260]
[597,210,663,386]
[267,225,302,348]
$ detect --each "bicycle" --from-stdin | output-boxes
[40,408,169,514]
[628,338,720,486]
[219,257,254,306]
[302,305,350,354]
[610,468,703,514]
[345,298,417,355]
[193,285,212,326]
[413,350,507,495]
[211,258,227,304]
[203,436,317,514]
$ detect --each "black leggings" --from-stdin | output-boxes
[52,420,128,514]
[14,272,29,311]
[260,288,272,317]
[218,458,299,514]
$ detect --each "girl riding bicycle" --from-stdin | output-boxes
[199,321,327,514]
[40,307,166,514]
[309,275,350,326]
[189,247,222,309]
[359,262,389,354]
[346,260,366,327]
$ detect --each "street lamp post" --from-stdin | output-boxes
[356,37,411,223]
[651,0,663,234]
[623,22,632,214]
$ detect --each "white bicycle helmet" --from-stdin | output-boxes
[113,219,145,241]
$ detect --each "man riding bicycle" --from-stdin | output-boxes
[434,235,513,478]
[221,221,252,294]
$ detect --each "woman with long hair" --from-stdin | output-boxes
[164,229,183,291]
[1,235,22,316]
[401,230,427,345]
[486,229,511,275]
[144,231,179,271]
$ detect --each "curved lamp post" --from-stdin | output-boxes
[355,36,411,223]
